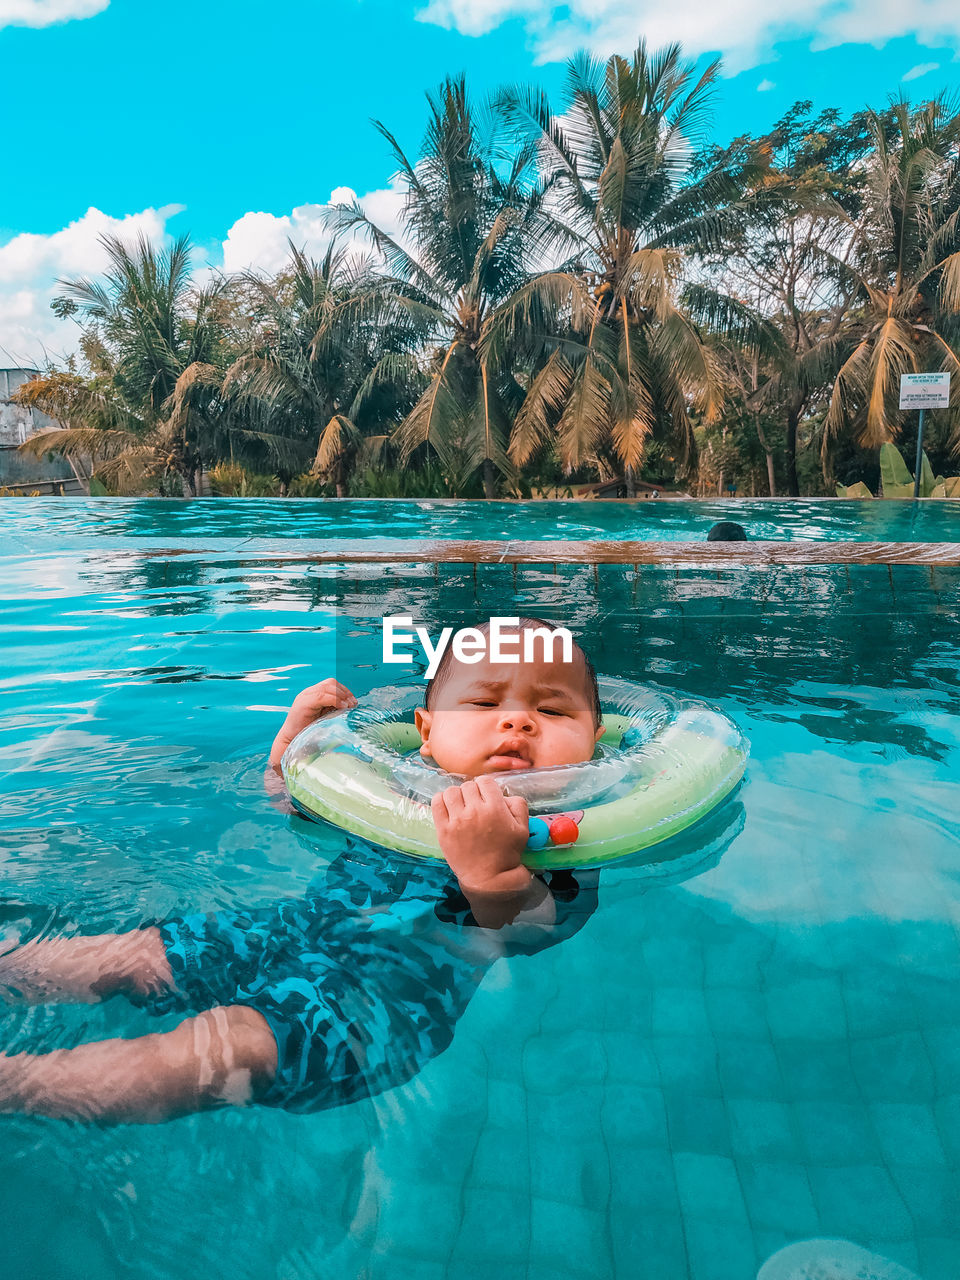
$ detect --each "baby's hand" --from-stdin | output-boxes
[268,679,357,774]
[290,679,357,720]
[432,777,531,897]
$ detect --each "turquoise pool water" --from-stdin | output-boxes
[1,496,958,551]
[2,506,959,1280]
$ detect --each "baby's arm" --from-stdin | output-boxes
[265,680,356,809]
[431,777,555,930]
[267,679,356,775]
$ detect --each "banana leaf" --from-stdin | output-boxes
[836,481,875,498]
[918,451,937,498]
[879,443,913,495]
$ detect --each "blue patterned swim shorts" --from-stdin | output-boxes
[149,840,597,1113]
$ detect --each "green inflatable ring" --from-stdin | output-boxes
[281,680,748,870]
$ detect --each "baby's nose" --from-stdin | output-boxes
[498,706,535,731]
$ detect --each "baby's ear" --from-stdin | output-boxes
[594,722,606,741]
[414,707,433,758]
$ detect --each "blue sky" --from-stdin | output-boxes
[1,0,958,365]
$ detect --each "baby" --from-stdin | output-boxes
[0,619,602,1123]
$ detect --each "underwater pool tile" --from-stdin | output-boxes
[701,938,769,988]
[794,1100,882,1165]
[610,1145,683,1213]
[765,977,849,1042]
[727,1099,800,1162]
[641,931,705,984]
[843,976,923,1039]
[529,1197,613,1278]
[368,1184,462,1261]
[917,1234,960,1280]
[663,1092,732,1158]
[528,1137,610,1207]
[452,1188,532,1265]
[600,1031,660,1086]
[776,1039,862,1102]
[875,1239,924,1276]
[715,1037,785,1100]
[444,1261,528,1280]
[849,1031,936,1102]
[373,1255,449,1280]
[922,1025,960,1095]
[752,1230,794,1269]
[809,1163,915,1241]
[652,985,713,1038]
[611,1212,689,1280]
[467,1127,532,1198]
[601,1083,670,1148]
[673,1152,750,1226]
[482,1077,527,1128]
[736,1160,821,1234]
[705,985,771,1041]
[887,1165,960,1236]
[870,1101,949,1167]
[682,1215,759,1280]
[533,1089,606,1144]
[521,1029,608,1094]
[931,1094,960,1164]
[653,1035,722,1095]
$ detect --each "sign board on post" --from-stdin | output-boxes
[899,372,951,410]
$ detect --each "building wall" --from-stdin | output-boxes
[0,368,79,491]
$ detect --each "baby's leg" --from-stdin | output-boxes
[0,1004,278,1123]
[0,927,172,1005]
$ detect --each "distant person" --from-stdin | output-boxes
[707,521,747,542]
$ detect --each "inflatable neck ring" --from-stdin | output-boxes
[281,679,748,870]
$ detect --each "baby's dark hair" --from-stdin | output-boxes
[424,617,603,726]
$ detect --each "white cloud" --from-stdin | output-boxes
[0,182,410,366]
[220,181,408,276]
[757,78,776,91]
[0,0,107,30]
[902,61,940,80]
[0,205,180,367]
[417,0,960,73]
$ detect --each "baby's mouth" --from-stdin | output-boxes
[487,746,534,771]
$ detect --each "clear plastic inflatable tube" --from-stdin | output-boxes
[281,678,749,870]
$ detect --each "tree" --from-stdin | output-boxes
[696,101,883,494]
[326,76,557,496]
[221,243,423,495]
[821,96,960,468]
[494,40,773,492]
[18,233,227,495]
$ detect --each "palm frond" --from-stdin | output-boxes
[509,349,573,464]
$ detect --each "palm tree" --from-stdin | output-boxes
[325,76,557,496]
[221,243,424,495]
[493,41,774,491]
[695,102,883,494]
[18,233,226,495]
[821,96,960,465]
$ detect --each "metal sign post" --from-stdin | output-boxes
[899,373,951,498]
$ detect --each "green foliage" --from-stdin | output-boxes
[843,443,960,497]
[208,464,282,497]
[21,51,960,501]
[879,441,914,492]
[349,463,462,498]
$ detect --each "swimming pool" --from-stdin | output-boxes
[2,505,959,1279]
[1,495,958,552]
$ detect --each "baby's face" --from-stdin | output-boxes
[414,650,603,777]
